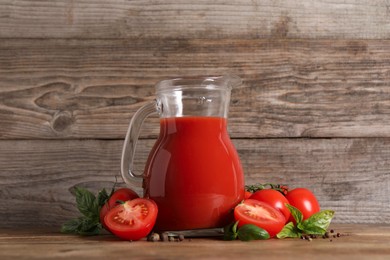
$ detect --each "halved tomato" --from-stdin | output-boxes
[249,189,291,222]
[99,188,139,229]
[104,198,158,241]
[234,199,286,238]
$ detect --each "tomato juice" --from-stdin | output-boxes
[144,116,244,231]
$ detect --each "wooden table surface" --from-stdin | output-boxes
[1,224,389,260]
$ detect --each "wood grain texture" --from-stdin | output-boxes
[1,38,390,139]
[1,0,390,39]
[0,224,390,259]
[0,138,389,227]
[1,0,390,230]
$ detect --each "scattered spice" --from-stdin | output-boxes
[160,232,169,242]
[147,233,160,242]
[322,228,345,242]
[299,228,345,242]
[147,232,186,242]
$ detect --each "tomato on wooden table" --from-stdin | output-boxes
[234,199,286,238]
[249,189,290,222]
[99,188,139,228]
[285,188,320,221]
[105,198,158,241]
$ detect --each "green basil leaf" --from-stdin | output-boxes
[78,226,101,236]
[237,224,270,241]
[298,210,335,235]
[223,221,239,240]
[62,187,104,236]
[232,220,239,234]
[74,187,98,219]
[61,218,82,234]
[276,222,302,239]
[97,188,110,207]
[78,217,102,236]
[285,203,303,224]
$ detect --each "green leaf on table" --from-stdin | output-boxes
[61,218,82,234]
[277,222,302,239]
[237,224,270,241]
[297,210,335,235]
[61,216,101,236]
[223,221,239,240]
[78,217,102,236]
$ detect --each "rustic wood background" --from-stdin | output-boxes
[0,0,389,227]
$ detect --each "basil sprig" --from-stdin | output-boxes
[61,186,113,236]
[224,221,270,241]
[277,204,335,239]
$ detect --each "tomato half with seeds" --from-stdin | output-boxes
[100,188,139,229]
[249,189,291,222]
[105,198,158,241]
[234,199,286,238]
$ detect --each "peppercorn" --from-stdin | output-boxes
[151,233,160,242]
[160,232,169,242]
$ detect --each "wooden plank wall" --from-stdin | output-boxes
[0,0,389,227]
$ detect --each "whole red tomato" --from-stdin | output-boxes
[285,188,320,221]
[100,188,139,229]
[249,189,290,222]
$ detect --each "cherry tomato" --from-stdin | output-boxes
[244,191,253,199]
[285,188,320,221]
[249,189,290,222]
[234,199,286,238]
[99,188,139,229]
[105,198,158,241]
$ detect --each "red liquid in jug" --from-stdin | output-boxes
[144,116,244,231]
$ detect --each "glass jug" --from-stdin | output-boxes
[121,75,244,231]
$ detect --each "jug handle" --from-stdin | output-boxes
[121,100,158,188]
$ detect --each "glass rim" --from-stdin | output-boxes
[155,74,242,93]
